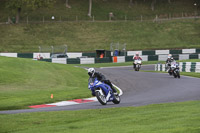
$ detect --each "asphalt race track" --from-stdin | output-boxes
[1,65,200,114]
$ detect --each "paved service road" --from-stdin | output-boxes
[1,65,200,114]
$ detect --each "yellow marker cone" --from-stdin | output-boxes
[51,94,53,99]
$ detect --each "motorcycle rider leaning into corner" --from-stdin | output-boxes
[88,68,118,96]
[133,52,142,69]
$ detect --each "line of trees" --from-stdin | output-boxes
[6,0,56,23]
[5,0,196,23]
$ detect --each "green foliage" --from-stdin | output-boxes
[6,0,56,9]
[0,0,199,22]
[5,0,56,14]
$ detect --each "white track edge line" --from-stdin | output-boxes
[112,83,123,96]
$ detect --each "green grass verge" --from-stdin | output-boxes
[179,59,200,62]
[0,101,200,133]
[0,19,200,52]
[0,56,90,110]
[179,72,200,78]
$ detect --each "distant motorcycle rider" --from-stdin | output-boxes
[166,54,174,75]
[88,68,117,96]
[166,54,173,64]
[133,52,142,69]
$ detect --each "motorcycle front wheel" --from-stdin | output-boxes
[177,71,180,78]
[95,91,107,105]
[112,94,120,104]
[173,74,177,78]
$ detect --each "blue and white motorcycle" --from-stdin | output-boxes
[171,61,180,78]
[88,78,120,105]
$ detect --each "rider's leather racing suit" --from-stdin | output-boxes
[88,72,117,96]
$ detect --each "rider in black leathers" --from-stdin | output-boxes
[88,68,117,96]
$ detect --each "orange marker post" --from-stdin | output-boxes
[51,94,53,99]
[113,56,117,63]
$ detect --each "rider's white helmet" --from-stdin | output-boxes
[136,52,139,56]
[88,68,95,77]
[168,54,172,58]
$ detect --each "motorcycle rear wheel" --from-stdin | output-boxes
[95,91,107,105]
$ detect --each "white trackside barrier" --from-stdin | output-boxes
[155,50,169,55]
[158,55,168,61]
[182,49,196,54]
[0,53,17,57]
[140,55,148,61]
[179,54,189,60]
[179,62,183,72]
[33,53,50,59]
[67,53,82,58]
[117,56,125,63]
[52,58,67,64]
[196,62,200,72]
[162,64,166,71]
[185,62,192,72]
[127,51,142,56]
[113,56,125,63]
[80,58,95,64]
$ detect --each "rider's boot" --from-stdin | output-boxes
[111,86,118,96]
[91,91,96,96]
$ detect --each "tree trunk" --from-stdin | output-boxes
[168,0,171,4]
[88,0,92,17]
[66,0,71,8]
[151,0,156,11]
[130,0,133,6]
[16,8,21,23]
[7,17,12,24]
[129,0,137,7]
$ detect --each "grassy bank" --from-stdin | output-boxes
[0,56,90,110]
[0,19,200,52]
[0,101,200,133]
[177,72,200,78]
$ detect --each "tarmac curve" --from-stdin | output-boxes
[1,65,200,114]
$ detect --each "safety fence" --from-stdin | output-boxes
[1,12,200,25]
[0,48,200,64]
[155,62,200,73]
